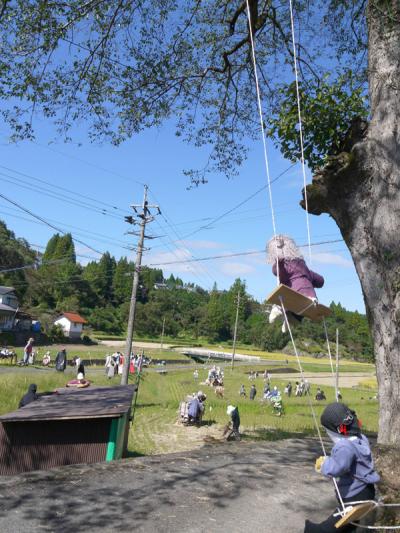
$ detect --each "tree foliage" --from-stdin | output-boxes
[0,0,368,182]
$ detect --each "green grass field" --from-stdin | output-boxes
[0,364,378,457]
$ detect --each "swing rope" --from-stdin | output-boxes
[287,6,400,526]
[245,0,398,527]
[346,499,400,530]
[288,0,312,265]
[279,296,346,514]
[245,0,280,285]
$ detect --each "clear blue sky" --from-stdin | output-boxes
[0,116,365,312]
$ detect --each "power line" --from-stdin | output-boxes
[149,239,344,266]
[177,163,297,241]
[151,217,214,289]
[0,171,123,221]
[0,258,68,274]
[0,192,102,255]
[148,189,215,288]
[0,164,130,216]
[0,205,131,250]
[0,128,146,188]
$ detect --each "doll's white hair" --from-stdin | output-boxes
[266,234,303,264]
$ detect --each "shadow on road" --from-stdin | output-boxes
[0,438,335,532]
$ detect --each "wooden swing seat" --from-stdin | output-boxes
[266,284,331,321]
[334,501,375,528]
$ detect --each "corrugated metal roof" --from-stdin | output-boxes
[0,385,136,423]
[0,286,15,295]
[0,303,16,313]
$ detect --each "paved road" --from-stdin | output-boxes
[0,438,337,533]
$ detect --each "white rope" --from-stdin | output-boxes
[350,523,400,530]
[288,0,312,264]
[244,0,280,285]
[279,296,346,513]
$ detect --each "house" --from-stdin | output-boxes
[54,312,87,340]
[0,287,18,331]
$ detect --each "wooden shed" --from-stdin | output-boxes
[0,385,136,475]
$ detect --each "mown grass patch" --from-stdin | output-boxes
[0,365,379,457]
[129,366,378,455]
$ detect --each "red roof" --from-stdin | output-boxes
[61,312,87,324]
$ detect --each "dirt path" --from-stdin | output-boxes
[100,340,172,349]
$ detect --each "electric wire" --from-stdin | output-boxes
[0,171,123,221]
[0,192,102,255]
[149,239,344,266]
[0,205,131,250]
[148,188,216,288]
[0,164,131,216]
[178,163,296,241]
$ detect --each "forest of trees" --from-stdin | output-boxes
[0,220,372,360]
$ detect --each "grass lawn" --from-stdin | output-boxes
[0,365,378,457]
[130,366,378,455]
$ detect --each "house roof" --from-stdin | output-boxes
[59,312,87,324]
[0,385,137,422]
[0,286,16,296]
[0,303,16,314]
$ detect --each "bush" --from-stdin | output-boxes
[46,325,66,343]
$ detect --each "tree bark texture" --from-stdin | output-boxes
[302,1,400,444]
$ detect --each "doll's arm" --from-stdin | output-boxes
[309,270,324,288]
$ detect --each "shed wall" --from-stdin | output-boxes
[0,418,110,475]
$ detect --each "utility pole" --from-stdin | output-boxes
[121,185,160,385]
[231,290,241,370]
[335,328,340,401]
[160,316,166,351]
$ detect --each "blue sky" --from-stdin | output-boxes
[0,118,365,312]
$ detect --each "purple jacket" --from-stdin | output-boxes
[272,258,324,299]
[321,435,380,498]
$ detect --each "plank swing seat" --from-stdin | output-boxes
[334,501,376,528]
[266,284,331,321]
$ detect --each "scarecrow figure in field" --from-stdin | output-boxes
[305,402,380,532]
[55,348,67,372]
[266,235,325,332]
[270,393,284,416]
[223,405,241,441]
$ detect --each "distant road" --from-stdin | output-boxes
[100,340,172,349]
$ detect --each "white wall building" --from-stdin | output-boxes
[54,312,87,340]
[0,286,18,331]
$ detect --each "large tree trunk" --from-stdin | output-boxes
[302,1,400,445]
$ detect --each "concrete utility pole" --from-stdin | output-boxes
[121,185,160,385]
[160,316,166,351]
[335,328,340,401]
[231,290,241,370]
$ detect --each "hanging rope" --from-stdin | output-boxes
[279,296,346,514]
[245,0,280,284]
[244,0,398,527]
[346,500,400,529]
[288,0,312,264]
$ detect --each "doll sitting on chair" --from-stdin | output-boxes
[266,234,324,332]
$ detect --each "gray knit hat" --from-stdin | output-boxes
[321,402,360,436]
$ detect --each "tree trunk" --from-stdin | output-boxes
[301,1,400,444]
